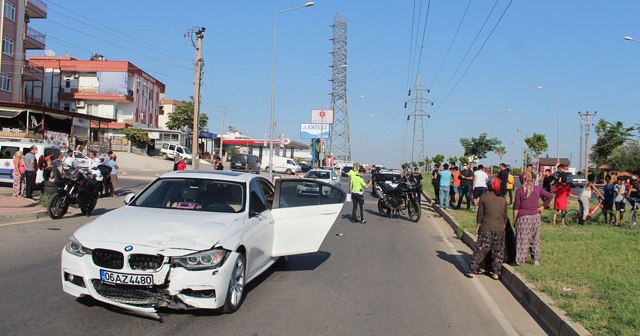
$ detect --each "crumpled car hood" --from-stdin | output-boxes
[74,206,244,251]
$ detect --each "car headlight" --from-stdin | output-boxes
[65,236,92,257]
[172,249,228,270]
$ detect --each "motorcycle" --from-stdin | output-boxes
[91,164,112,197]
[375,179,421,222]
[47,165,101,219]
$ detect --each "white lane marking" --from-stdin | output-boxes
[432,220,519,335]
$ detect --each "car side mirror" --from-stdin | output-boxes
[124,193,135,205]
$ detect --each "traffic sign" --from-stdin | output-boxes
[311,109,334,124]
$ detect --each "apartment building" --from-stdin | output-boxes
[26,55,166,141]
[0,0,47,102]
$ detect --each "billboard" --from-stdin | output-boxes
[311,109,334,124]
[300,124,330,139]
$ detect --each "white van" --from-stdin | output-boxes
[0,138,60,185]
[261,156,301,175]
[160,142,192,164]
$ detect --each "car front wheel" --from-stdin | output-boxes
[223,253,246,313]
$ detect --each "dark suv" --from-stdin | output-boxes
[230,154,261,174]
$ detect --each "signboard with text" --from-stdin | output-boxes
[311,109,334,124]
[300,124,330,139]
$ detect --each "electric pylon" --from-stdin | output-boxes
[406,74,432,165]
[329,13,350,163]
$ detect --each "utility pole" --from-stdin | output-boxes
[186,27,205,170]
[578,111,597,177]
[219,107,225,161]
[405,74,433,165]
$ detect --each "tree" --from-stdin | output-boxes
[608,142,640,173]
[524,133,548,173]
[459,133,502,161]
[424,157,433,171]
[494,146,506,164]
[121,127,150,146]
[431,154,444,165]
[459,156,469,165]
[166,96,209,130]
[448,156,459,166]
[590,119,636,169]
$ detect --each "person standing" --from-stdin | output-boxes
[173,153,180,171]
[513,171,552,266]
[472,164,489,208]
[602,175,615,223]
[351,167,371,223]
[431,164,441,206]
[106,154,119,197]
[551,176,578,226]
[465,178,508,280]
[541,169,555,193]
[451,166,461,206]
[24,146,37,199]
[456,162,473,210]
[369,165,378,196]
[438,163,453,209]
[578,174,604,225]
[497,163,509,197]
[412,167,424,204]
[526,164,538,186]
[214,157,224,170]
[12,151,26,198]
[63,150,75,168]
[614,177,627,226]
[506,168,515,205]
[176,156,187,171]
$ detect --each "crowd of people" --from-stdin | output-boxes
[427,161,640,280]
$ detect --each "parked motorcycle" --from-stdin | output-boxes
[91,164,112,197]
[47,165,101,219]
[375,179,421,222]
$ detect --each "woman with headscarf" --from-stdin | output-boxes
[465,177,508,280]
[12,151,26,197]
[513,171,552,266]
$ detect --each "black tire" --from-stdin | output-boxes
[162,153,168,160]
[223,253,246,314]
[80,197,97,216]
[47,194,68,219]
[565,210,580,226]
[275,255,289,267]
[408,199,421,222]
[378,199,391,217]
[285,168,292,175]
[630,210,637,230]
[596,210,616,225]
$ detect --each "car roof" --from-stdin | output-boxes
[158,170,267,184]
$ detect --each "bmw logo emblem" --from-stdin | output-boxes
[124,245,133,252]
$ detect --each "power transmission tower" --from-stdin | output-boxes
[329,13,350,163]
[578,111,597,176]
[405,74,432,165]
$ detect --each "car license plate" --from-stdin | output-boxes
[100,270,153,286]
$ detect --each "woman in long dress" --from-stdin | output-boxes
[12,151,26,197]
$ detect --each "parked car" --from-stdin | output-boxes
[159,142,193,164]
[571,175,587,187]
[60,170,346,318]
[261,156,301,175]
[0,138,60,185]
[341,166,354,177]
[297,169,341,196]
[230,153,260,174]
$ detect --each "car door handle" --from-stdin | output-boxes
[319,210,337,215]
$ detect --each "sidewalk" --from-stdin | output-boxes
[422,192,591,336]
[0,195,48,224]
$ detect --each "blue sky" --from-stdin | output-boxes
[31,1,640,169]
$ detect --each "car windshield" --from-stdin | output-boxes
[131,178,245,213]
[183,147,192,154]
[305,171,331,180]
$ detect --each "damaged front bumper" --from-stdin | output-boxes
[61,247,238,319]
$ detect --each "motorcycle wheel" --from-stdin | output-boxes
[80,197,97,216]
[408,199,421,222]
[47,194,68,219]
[378,199,391,217]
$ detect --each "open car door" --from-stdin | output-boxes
[271,178,346,256]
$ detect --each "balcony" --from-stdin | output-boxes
[26,0,48,19]
[59,87,134,102]
[24,27,46,50]
[22,63,44,81]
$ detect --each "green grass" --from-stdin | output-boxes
[423,182,640,336]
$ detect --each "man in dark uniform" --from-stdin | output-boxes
[412,167,424,204]
[431,164,441,206]
[456,162,473,210]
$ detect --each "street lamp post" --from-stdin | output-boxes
[269,2,314,182]
[537,86,560,164]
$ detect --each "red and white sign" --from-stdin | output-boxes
[311,109,334,124]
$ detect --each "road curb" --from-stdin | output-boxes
[422,194,592,336]
[0,209,48,224]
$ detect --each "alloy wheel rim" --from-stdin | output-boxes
[230,258,245,305]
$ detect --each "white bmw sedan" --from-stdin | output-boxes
[61,170,345,319]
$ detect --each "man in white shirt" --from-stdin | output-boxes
[88,150,101,169]
[63,150,75,167]
[472,164,489,207]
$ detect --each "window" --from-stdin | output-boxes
[4,2,15,21]
[1,73,11,92]
[2,37,14,56]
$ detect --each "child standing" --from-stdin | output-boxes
[614,177,627,226]
[551,176,578,226]
[602,175,615,223]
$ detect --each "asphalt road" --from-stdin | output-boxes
[0,174,547,335]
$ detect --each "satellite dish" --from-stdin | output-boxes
[44,50,55,56]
